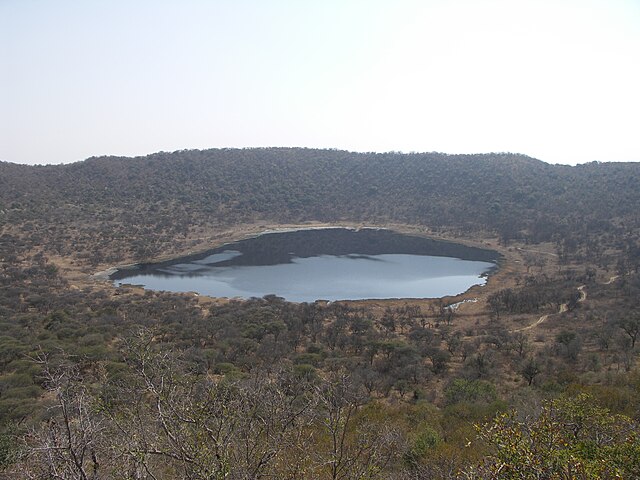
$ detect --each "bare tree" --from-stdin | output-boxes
[313,374,401,479]
[17,352,110,480]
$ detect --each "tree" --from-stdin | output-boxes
[487,293,504,321]
[511,332,530,358]
[519,357,541,386]
[444,379,497,406]
[16,352,110,480]
[445,331,463,356]
[425,348,450,375]
[466,393,640,479]
[314,374,400,479]
[112,330,318,479]
[555,330,582,361]
[617,314,640,348]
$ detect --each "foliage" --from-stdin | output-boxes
[2,148,640,262]
[2,148,640,476]
[467,393,640,479]
[445,379,497,405]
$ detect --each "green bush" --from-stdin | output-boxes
[445,378,497,405]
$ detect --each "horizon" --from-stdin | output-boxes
[0,146,637,168]
[2,1,640,166]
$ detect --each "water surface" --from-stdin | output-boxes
[112,228,499,302]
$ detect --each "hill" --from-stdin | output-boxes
[1,148,640,478]
[2,148,639,264]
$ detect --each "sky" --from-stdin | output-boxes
[1,0,639,166]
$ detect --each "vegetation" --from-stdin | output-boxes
[2,148,639,263]
[1,148,640,478]
[467,393,640,479]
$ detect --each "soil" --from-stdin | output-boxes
[46,221,539,327]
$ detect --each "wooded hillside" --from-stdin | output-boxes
[2,148,639,264]
[1,149,640,479]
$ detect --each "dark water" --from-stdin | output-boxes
[112,228,500,302]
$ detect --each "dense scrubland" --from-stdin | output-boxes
[1,148,640,478]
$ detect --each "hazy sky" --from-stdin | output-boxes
[2,0,639,165]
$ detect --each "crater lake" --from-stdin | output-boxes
[111,228,500,302]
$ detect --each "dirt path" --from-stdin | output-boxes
[514,313,550,332]
[514,276,627,332]
[512,284,586,333]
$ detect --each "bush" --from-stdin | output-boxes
[445,378,497,405]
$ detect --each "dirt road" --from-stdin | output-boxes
[512,284,587,333]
